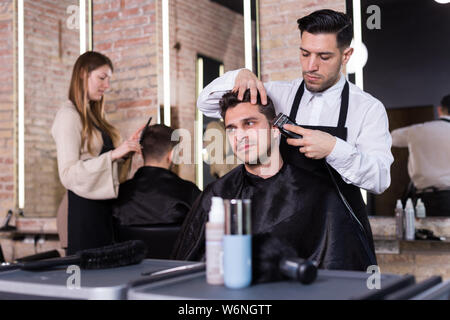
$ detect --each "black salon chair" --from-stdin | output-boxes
[115,223,181,259]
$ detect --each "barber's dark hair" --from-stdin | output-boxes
[141,124,177,162]
[440,94,450,114]
[297,9,353,49]
[219,90,276,122]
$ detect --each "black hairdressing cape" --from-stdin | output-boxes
[113,166,201,226]
[172,162,375,271]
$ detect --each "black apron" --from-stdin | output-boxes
[279,81,377,264]
[440,118,450,123]
[67,130,115,255]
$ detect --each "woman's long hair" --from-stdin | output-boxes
[68,51,120,155]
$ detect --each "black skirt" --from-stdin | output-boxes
[67,192,114,255]
[66,130,115,255]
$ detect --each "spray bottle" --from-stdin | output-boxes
[395,199,404,240]
[405,198,415,241]
[205,197,225,285]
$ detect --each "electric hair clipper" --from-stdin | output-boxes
[272,113,303,139]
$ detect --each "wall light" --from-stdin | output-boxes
[195,57,204,190]
[243,0,252,71]
[351,0,367,204]
[162,0,171,126]
[17,0,25,209]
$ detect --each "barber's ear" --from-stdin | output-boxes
[341,47,354,66]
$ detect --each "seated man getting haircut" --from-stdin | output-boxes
[113,124,201,226]
[172,90,376,271]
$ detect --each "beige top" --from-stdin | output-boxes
[52,101,129,249]
[51,100,121,200]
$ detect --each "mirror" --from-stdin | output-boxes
[195,0,259,189]
[347,0,450,216]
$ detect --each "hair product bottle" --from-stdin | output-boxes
[415,198,426,219]
[223,199,252,289]
[395,199,404,240]
[405,198,416,241]
[205,197,225,285]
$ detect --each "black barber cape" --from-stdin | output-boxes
[113,166,201,226]
[172,162,375,271]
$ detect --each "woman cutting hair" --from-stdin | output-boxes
[52,51,143,255]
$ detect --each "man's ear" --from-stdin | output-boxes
[437,106,448,117]
[341,47,354,66]
[271,126,281,139]
[168,147,175,165]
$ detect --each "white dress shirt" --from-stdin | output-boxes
[391,116,450,190]
[197,69,394,194]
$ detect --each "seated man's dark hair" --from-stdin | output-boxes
[219,89,276,122]
[297,9,353,49]
[141,124,177,162]
[440,94,450,114]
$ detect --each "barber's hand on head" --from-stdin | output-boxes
[232,69,267,105]
[283,124,337,160]
[111,124,146,161]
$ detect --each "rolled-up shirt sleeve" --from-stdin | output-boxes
[326,101,394,194]
[51,107,119,200]
[197,69,244,118]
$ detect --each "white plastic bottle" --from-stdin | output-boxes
[405,198,415,241]
[415,198,426,218]
[205,197,225,285]
[395,199,404,240]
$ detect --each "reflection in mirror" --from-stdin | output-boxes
[23,0,88,216]
[195,0,259,189]
[348,0,450,216]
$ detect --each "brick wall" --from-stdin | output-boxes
[93,0,158,174]
[23,0,79,217]
[0,0,15,219]
[259,0,346,82]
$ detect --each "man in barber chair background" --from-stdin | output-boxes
[197,9,394,249]
[113,124,201,227]
[391,94,450,216]
[111,124,201,258]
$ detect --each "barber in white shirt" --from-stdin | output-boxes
[197,10,393,252]
[391,95,450,216]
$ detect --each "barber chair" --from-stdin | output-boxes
[115,223,182,259]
